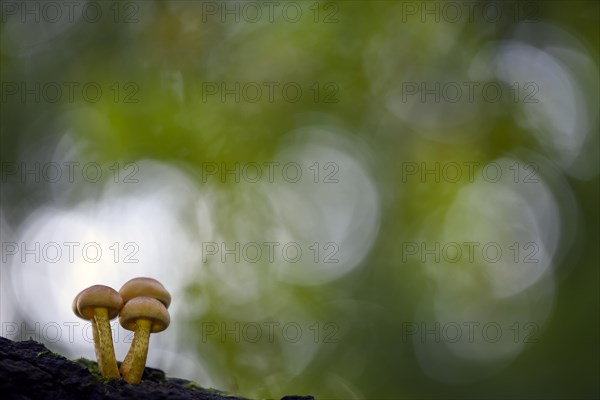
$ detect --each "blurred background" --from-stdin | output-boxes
[1,1,598,398]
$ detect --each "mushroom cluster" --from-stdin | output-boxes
[72,277,171,383]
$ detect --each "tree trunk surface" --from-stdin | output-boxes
[0,337,314,400]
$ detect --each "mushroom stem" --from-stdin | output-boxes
[120,319,152,384]
[89,319,102,370]
[94,308,120,378]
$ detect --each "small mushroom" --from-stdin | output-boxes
[118,296,170,383]
[73,285,123,378]
[118,277,171,382]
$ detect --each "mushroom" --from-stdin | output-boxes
[118,296,170,383]
[73,285,123,378]
[118,277,171,383]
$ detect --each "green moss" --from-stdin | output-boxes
[74,358,100,374]
[73,358,119,385]
[183,382,202,390]
[183,382,226,395]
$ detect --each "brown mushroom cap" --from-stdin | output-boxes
[77,285,123,320]
[119,297,170,333]
[119,277,171,308]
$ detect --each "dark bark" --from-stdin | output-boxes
[0,337,313,400]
